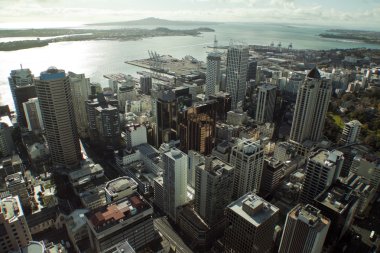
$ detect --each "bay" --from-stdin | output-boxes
[1,22,379,110]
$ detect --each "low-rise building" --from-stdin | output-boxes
[105,177,138,203]
[86,193,157,252]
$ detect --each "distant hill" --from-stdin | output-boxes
[88,17,221,26]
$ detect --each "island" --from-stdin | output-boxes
[88,17,221,26]
[0,27,215,51]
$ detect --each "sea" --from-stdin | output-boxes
[1,22,380,110]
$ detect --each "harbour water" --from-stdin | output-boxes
[1,22,379,109]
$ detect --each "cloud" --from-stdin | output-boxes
[0,0,379,29]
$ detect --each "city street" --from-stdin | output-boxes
[154,217,193,253]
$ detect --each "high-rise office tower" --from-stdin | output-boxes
[255,84,277,124]
[163,147,188,221]
[194,156,234,225]
[314,182,359,246]
[230,138,264,199]
[260,158,285,197]
[188,150,204,188]
[155,89,177,147]
[8,69,36,127]
[224,193,279,253]
[205,52,221,98]
[208,93,231,122]
[0,116,15,158]
[350,153,380,189]
[179,101,217,155]
[68,72,92,139]
[279,204,330,253]
[290,68,332,143]
[226,44,249,109]
[35,67,82,169]
[339,120,362,145]
[0,195,32,252]
[246,60,258,81]
[140,75,152,95]
[86,93,120,149]
[23,98,44,132]
[299,149,344,204]
[154,87,192,148]
[95,105,120,150]
[5,172,30,209]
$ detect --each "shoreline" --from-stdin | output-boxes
[0,27,214,51]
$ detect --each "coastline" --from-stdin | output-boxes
[0,27,215,51]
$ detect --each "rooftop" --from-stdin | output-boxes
[0,115,12,128]
[310,149,343,168]
[258,83,277,91]
[0,195,23,221]
[40,67,65,81]
[227,193,279,227]
[265,158,284,171]
[234,138,262,155]
[315,182,358,214]
[66,209,89,233]
[346,120,362,127]
[110,241,136,253]
[69,161,104,182]
[290,204,329,227]
[5,172,25,186]
[105,177,138,195]
[86,192,151,233]
[19,241,45,253]
[198,156,233,176]
[307,67,321,79]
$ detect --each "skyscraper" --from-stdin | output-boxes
[226,44,249,109]
[246,60,258,81]
[224,193,279,253]
[0,116,15,158]
[205,52,221,98]
[95,105,120,150]
[339,120,362,145]
[154,87,192,148]
[86,93,120,149]
[178,101,217,155]
[140,75,152,95]
[194,156,234,225]
[23,97,44,132]
[8,69,36,127]
[299,149,344,204]
[314,181,359,246]
[163,147,188,221]
[68,72,92,138]
[290,68,332,143]
[35,67,82,169]
[5,172,30,209]
[255,84,277,124]
[230,138,264,199]
[279,204,330,253]
[155,89,177,147]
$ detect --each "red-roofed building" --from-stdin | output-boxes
[86,192,157,252]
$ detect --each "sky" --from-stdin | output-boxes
[0,0,379,29]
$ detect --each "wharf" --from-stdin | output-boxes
[125,54,206,78]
